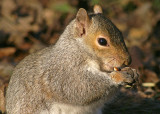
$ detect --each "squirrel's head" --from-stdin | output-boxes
[74,5,131,72]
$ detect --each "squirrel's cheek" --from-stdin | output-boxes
[101,63,114,72]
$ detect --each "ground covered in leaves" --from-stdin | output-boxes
[0,0,160,113]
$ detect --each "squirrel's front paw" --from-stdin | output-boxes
[110,67,139,86]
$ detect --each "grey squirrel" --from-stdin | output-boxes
[6,5,139,114]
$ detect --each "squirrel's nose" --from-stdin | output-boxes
[124,56,132,66]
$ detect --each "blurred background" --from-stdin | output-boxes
[0,0,160,113]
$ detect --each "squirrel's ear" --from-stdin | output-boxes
[93,5,103,14]
[75,8,90,37]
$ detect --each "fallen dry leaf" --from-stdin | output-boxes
[0,80,6,113]
[0,47,16,58]
[143,69,159,83]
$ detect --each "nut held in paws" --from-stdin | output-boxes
[114,67,121,71]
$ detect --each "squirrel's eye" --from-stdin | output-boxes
[98,38,108,46]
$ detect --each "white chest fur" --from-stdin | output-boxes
[40,103,102,114]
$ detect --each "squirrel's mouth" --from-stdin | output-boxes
[103,64,114,72]
[102,59,122,72]
[100,63,117,73]
[101,57,126,72]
